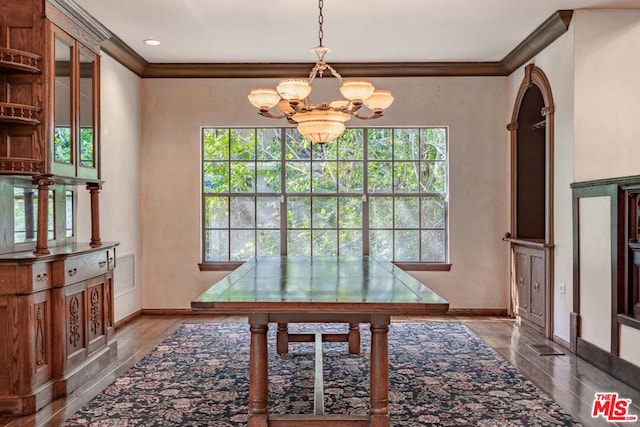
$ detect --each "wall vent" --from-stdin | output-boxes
[114,253,135,296]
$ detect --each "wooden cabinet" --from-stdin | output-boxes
[0,244,117,416]
[0,1,114,416]
[0,0,107,179]
[514,245,546,328]
[0,0,110,257]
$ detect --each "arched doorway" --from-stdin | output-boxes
[506,64,555,339]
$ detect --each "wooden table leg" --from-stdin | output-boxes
[276,322,289,355]
[369,316,390,427]
[348,322,360,354]
[248,318,269,427]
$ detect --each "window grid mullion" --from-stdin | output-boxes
[202,126,447,263]
[363,128,369,256]
[280,128,287,256]
[391,129,396,261]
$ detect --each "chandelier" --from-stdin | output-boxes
[247,0,394,144]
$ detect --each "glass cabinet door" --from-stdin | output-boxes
[77,47,98,178]
[50,26,100,180]
[52,32,75,177]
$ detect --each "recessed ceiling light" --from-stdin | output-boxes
[143,39,161,46]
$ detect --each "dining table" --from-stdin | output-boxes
[192,256,449,427]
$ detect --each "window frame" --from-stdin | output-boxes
[200,127,450,271]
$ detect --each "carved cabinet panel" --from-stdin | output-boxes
[513,245,546,328]
[32,290,52,388]
[515,251,530,314]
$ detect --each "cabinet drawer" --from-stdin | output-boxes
[63,252,109,285]
[31,262,51,291]
[106,248,116,270]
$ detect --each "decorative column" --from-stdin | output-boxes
[86,183,102,247]
[33,177,55,255]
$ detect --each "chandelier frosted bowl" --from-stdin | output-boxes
[293,109,351,144]
[247,0,393,144]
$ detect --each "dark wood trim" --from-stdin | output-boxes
[571,174,640,189]
[499,10,573,75]
[446,308,508,317]
[502,237,553,249]
[618,314,640,330]
[199,261,244,271]
[141,308,508,317]
[199,261,452,272]
[99,10,573,79]
[393,262,451,272]
[570,312,580,353]
[141,308,235,316]
[614,189,626,353]
[571,181,621,354]
[142,62,504,79]
[100,34,147,77]
[114,309,142,329]
[45,0,111,54]
[552,333,570,351]
[577,337,640,391]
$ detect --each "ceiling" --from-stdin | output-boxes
[74,0,639,64]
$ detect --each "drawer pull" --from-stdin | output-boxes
[36,273,48,281]
[99,261,107,268]
[68,268,77,277]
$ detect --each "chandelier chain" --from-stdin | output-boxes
[318,0,324,47]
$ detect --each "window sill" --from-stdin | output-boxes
[199,261,452,272]
[394,262,452,271]
[618,314,640,331]
[199,261,244,271]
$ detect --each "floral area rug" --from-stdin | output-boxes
[62,322,581,426]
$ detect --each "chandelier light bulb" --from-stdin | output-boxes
[364,90,395,111]
[277,79,312,101]
[339,80,376,102]
[248,88,281,110]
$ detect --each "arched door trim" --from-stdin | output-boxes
[506,63,555,340]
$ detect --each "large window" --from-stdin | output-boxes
[202,127,447,263]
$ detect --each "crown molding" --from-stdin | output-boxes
[500,10,573,75]
[142,61,505,78]
[46,0,111,53]
[100,10,573,79]
[101,34,147,76]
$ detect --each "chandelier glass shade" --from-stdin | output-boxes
[247,0,393,144]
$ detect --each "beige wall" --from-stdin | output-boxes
[140,76,509,309]
[506,27,575,342]
[574,9,640,182]
[78,54,142,322]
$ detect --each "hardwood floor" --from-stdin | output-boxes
[1,314,638,427]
